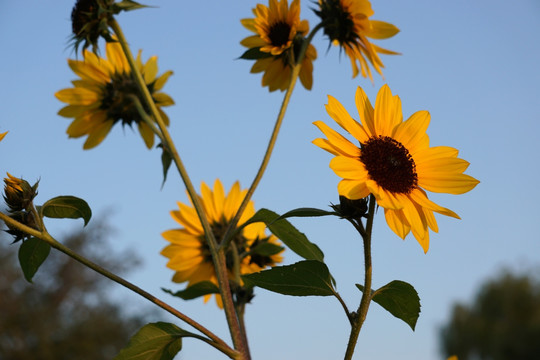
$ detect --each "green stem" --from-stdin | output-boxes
[109,19,248,359]
[344,195,376,360]
[0,212,239,359]
[219,22,324,252]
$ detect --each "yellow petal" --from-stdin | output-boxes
[224,181,242,220]
[55,88,99,105]
[326,95,369,143]
[83,120,113,149]
[419,173,480,195]
[240,35,267,48]
[68,59,110,83]
[212,179,226,218]
[355,86,375,138]
[143,56,158,84]
[384,208,410,239]
[374,84,402,136]
[337,179,370,200]
[0,131,7,141]
[330,156,368,180]
[106,41,128,74]
[153,92,175,106]
[137,121,154,149]
[366,20,400,40]
[200,181,218,222]
[173,202,203,234]
[313,121,360,158]
[154,70,173,91]
[392,110,430,154]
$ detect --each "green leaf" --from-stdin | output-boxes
[242,260,334,296]
[114,322,191,360]
[356,280,421,331]
[18,237,51,283]
[244,209,324,262]
[277,207,337,220]
[158,144,173,189]
[162,281,220,301]
[238,47,272,60]
[41,196,92,226]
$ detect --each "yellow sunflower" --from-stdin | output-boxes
[55,41,174,150]
[161,179,284,306]
[241,0,317,91]
[315,0,399,80]
[313,85,479,252]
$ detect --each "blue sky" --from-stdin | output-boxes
[1,0,540,359]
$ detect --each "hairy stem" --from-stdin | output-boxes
[344,195,376,360]
[0,212,239,359]
[109,19,248,359]
[220,22,324,252]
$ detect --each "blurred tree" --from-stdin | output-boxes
[440,270,540,360]
[0,218,154,360]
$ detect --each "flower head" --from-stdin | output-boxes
[161,179,284,306]
[3,173,38,213]
[240,0,317,91]
[315,0,399,80]
[70,0,115,52]
[313,85,479,252]
[70,0,147,53]
[55,40,174,150]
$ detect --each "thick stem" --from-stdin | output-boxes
[109,20,248,359]
[344,195,376,360]
[0,212,239,359]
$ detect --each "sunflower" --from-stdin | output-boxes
[161,179,284,306]
[315,0,399,81]
[55,40,174,150]
[313,85,479,252]
[241,0,317,91]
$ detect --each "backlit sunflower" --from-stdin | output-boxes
[313,85,479,252]
[315,0,399,80]
[161,179,284,306]
[241,0,317,91]
[55,41,174,150]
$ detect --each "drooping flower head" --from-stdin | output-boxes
[240,0,317,91]
[315,0,399,81]
[313,85,479,252]
[70,0,147,53]
[161,179,284,307]
[55,40,174,149]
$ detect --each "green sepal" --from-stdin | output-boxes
[158,144,173,189]
[276,207,337,220]
[40,196,92,226]
[356,280,421,331]
[113,0,150,13]
[162,281,220,301]
[243,208,324,262]
[250,241,284,256]
[114,322,190,360]
[18,237,51,283]
[239,47,273,60]
[242,260,335,296]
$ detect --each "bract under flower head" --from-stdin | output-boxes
[161,179,284,307]
[313,85,479,252]
[55,40,174,149]
[240,0,317,91]
[315,0,399,81]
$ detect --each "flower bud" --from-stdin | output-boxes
[3,173,38,212]
[332,195,368,220]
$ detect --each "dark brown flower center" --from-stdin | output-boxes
[315,0,358,45]
[360,136,418,194]
[100,72,156,126]
[268,21,292,47]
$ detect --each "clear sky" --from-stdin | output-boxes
[2,1,540,359]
